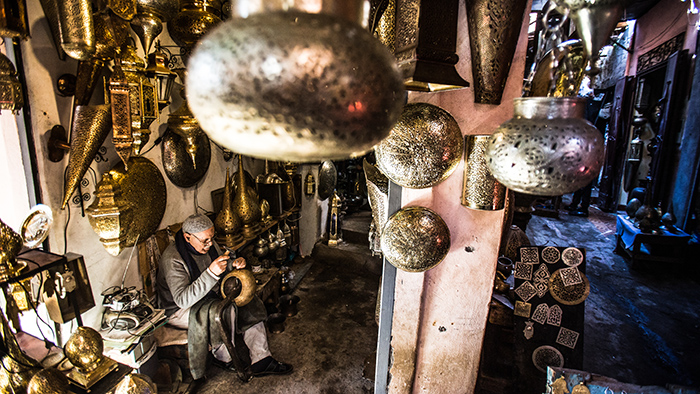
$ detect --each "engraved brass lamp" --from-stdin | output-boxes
[0,218,27,281]
[0,52,24,113]
[131,0,179,55]
[144,47,176,111]
[86,173,134,256]
[121,43,158,156]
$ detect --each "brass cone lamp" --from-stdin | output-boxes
[131,0,179,55]
[0,52,24,113]
[0,218,27,281]
[61,104,112,209]
[38,0,67,60]
[186,0,405,161]
[167,87,203,170]
[75,58,105,106]
[0,312,41,394]
[461,135,506,210]
[233,155,262,239]
[57,0,96,60]
[466,0,529,104]
[86,173,134,256]
[553,0,630,75]
[395,0,469,92]
[215,168,244,246]
[375,103,463,189]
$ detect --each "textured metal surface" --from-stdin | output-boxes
[121,43,157,155]
[26,368,71,394]
[0,312,40,394]
[57,0,95,60]
[93,13,129,61]
[530,40,587,98]
[186,10,405,161]
[372,0,396,52]
[380,206,450,272]
[233,155,262,227]
[114,374,157,394]
[166,96,207,171]
[317,161,337,201]
[229,0,366,24]
[532,345,564,373]
[549,268,590,305]
[135,0,178,19]
[109,65,133,169]
[64,327,105,373]
[169,0,222,52]
[375,103,463,189]
[0,52,23,112]
[131,0,178,53]
[109,157,167,247]
[486,97,604,196]
[162,128,211,188]
[38,0,66,60]
[221,269,256,306]
[62,104,112,209]
[364,159,388,255]
[0,218,24,281]
[108,0,137,20]
[86,174,134,256]
[461,135,506,210]
[74,58,104,106]
[0,0,29,39]
[215,169,243,243]
[466,0,528,104]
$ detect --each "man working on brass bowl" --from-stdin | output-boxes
[156,214,292,391]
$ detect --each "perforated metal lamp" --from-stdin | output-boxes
[144,48,176,111]
[394,0,469,92]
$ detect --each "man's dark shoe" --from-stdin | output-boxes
[187,378,206,394]
[251,356,293,377]
[569,209,589,217]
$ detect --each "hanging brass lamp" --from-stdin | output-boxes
[144,48,176,111]
[186,0,405,162]
[215,168,244,247]
[86,173,134,256]
[168,0,222,55]
[57,0,96,60]
[233,155,262,239]
[0,218,27,281]
[161,127,211,188]
[0,52,23,113]
[121,42,158,156]
[394,0,469,92]
[166,73,204,171]
[130,0,179,55]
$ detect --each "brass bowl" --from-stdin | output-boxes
[64,326,105,373]
[380,207,451,272]
[375,103,463,189]
[220,269,256,306]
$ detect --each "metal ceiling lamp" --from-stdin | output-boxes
[394,0,469,92]
[130,0,178,55]
[186,0,405,162]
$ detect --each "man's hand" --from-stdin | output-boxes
[230,257,246,270]
[208,250,230,276]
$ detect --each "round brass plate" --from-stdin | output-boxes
[109,157,167,247]
[20,205,53,249]
[220,269,256,306]
[549,269,590,305]
[532,345,564,373]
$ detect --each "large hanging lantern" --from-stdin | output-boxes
[186,0,405,162]
[86,173,134,256]
[375,103,463,189]
[168,0,222,55]
[121,43,158,156]
[130,0,178,55]
[485,97,604,196]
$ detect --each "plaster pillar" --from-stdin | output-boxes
[388,1,532,392]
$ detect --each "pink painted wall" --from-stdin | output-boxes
[627,0,698,76]
[388,1,532,393]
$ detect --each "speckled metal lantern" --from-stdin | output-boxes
[485,97,604,196]
[121,43,158,156]
[380,206,451,272]
[57,0,95,60]
[86,173,134,256]
[375,103,463,189]
[131,0,179,55]
[64,327,105,374]
[168,0,222,54]
[186,0,405,161]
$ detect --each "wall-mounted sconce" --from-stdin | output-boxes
[47,125,70,162]
[144,47,177,111]
[394,0,469,92]
[0,52,24,113]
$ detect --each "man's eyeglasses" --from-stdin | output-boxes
[188,232,214,246]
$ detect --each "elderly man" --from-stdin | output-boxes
[157,214,292,389]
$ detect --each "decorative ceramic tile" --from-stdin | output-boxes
[542,246,561,264]
[514,301,532,318]
[532,303,549,324]
[514,262,533,281]
[520,247,540,264]
[560,266,583,286]
[562,247,583,267]
[547,305,563,326]
[515,281,537,302]
[556,327,580,349]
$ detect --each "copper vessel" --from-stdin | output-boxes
[57,0,95,60]
[461,135,506,210]
[61,104,112,209]
[215,168,244,246]
[186,0,405,161]
[375,103,463,189]
[109,157,167,247]
[485,97,604,196]
[380,206,451,272]
[233,155,262,238]
[86,173,134,256]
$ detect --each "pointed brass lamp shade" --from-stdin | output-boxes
[186,0,405,161]
[394,0,469,92]
[233,155,262,239]
[61,105,112,209]
[131,0,178,55]
[38,0,67,60]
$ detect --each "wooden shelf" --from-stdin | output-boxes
[215,208,300,252]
